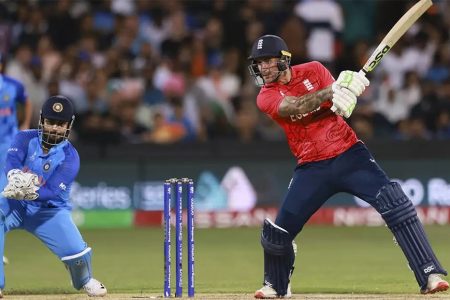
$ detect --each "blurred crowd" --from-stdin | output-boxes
[0,0,449,144]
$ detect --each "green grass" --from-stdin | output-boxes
[3,225,450,295]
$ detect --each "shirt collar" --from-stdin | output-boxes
[39,140,69,157]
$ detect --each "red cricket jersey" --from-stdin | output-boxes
[257,61,358,164]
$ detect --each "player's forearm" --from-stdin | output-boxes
[5,145,26,174]
[278,86,333,117]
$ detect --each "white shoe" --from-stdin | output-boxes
[254,283,291,299]
[3,257,8,265]
[83,278,107,297]
[0,288,3,298]
[421,274,449,294]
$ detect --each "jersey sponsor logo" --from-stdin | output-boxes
[59,182,67,191]
[303,79,314,91]
[257,39,263,49]
[7,147,18,152]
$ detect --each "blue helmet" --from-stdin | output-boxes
[248,35,292,86]
[39,95,75,149]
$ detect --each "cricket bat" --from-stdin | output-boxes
[361,0,433,74]
[331,0,432,115]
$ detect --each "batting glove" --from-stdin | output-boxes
[331,84,357,118]
[334,70,369,97]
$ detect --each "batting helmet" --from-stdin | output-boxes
[38,95,75,149]
[248,35,290,61]
[248,35,292,86]
[41,95,75,122]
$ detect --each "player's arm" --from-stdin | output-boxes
[278,86,333,117]
[4,131,36,173]
[19,98,32,130]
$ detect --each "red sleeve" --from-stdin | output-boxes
[313,61,335,88]
[256,88,284,118]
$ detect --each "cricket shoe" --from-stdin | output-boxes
[0,289,3,298]
[83,278,107,297]
[254,283,291,299]
[421,273,449,294]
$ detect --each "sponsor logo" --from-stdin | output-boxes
[368,45,391,71]
[428,178,450,205]
[59,182,67,191]
[424,265,435,274]
[71,182,131,210]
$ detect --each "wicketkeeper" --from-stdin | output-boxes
[0,95,107,297]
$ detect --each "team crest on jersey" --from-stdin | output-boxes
[43,162,51,171]
[52,102,63,112]
[303,79,314,91]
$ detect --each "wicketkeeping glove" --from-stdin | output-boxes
[1,169,40,200]
[331,84,357,118]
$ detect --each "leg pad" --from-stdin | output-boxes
[374,182,447,289]
[61,247,92,290]
[261,219,295,296]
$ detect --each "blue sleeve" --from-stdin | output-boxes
[4,130,37,175]
[38,147,80,201]
[14,80,27,104]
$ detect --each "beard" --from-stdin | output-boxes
[42,131,65,146]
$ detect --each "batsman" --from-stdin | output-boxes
[248,35,449,298]
[0,95,107,297]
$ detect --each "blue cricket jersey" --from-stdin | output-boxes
[0,75,28,143]
[1,130,80,209]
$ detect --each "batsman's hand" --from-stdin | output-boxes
[331,84,357,118]
[1,169,40,201]
[334,70,369,97]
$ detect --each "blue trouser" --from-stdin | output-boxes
[273,142,447,289]
[276,142,389,237]
[0,200,87,289]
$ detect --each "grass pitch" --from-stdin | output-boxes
[3,225,450,298]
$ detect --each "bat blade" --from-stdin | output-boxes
[362,0,432,73]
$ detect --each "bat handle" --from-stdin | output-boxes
[359,69,368,76]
